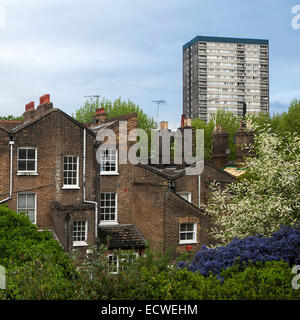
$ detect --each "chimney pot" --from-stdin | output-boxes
[25,101,35,112]
[184,118,192,127]
[159,121,168,130]
[40,94,50,105]
[181,114,185,129]
[95,108,105,115]
[92,108,106,125]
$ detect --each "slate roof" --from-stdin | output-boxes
[139,161,236,182]
[0,108,94,135]
[89,113,138,133]
[0,120,23,130]
[98,224,146,250]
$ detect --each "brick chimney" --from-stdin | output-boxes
[235,122,255,168]
[23,101,36,122]
[94,108,106,124]
[159,121,168,130]
[211,125,230,169]
[178,117,196,167]
[36,94,53,116]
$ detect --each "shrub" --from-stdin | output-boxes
[178,225,300,277]
[125,261,300,300]
[0,205,77,300]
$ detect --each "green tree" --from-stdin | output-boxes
[249,98,300,136]
[0,115,23,121]
[203,125,300,244]
[192,110,240,160]
[73,97,157,135]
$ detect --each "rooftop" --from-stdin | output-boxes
[98,224,146,250]
[183,35,269,50]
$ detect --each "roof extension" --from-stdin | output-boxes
[98,224,146,250]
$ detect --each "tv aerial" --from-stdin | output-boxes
[84,95,101,103]
[152,99,166,126]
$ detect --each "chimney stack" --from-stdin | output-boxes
[211,125,229,169]
[235,122,255,168]
[181,114,185,129]
[178,116,196,167]
[23,101,36,122]
[94,108,106,124]
[37,94,53,116]
[159,121,168,130]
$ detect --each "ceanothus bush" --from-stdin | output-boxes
[178,225,300,278]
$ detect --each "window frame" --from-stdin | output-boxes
[72,220,88,247]
[17,193,37,224]
[62,155,80,189]
[108,254,119,274]
[177,192,192,203]
[100,193,118,225]
[17,147,38,175]
[99,148,119,176]
[108,252,139,274]
[179,223,197,245]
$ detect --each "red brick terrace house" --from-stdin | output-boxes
[0,95,252,261]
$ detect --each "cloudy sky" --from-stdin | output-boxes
[0,0,299,128]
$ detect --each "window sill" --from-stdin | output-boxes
[17,172,38,176]
[100,172,119,176]
[99,222,119,226]
[73,242,88,247]
[62,186,80,190]
[179,241,198,245]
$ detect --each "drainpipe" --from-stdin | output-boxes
[83,128,98,240]
[0,138,14,204]
[198,174,201,208]
[65,213,71,253]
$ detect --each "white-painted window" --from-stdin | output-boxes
[108,252,139,274]
[177,192,192,203]
[17,148,37,174]
[63,156,79,189]
[100,193,118,224]
[100,149,118,175]
[179,223,197,244]
[17,193,36,223]
[73,221,87,246]
[108,254,119,274]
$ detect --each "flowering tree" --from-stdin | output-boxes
[204,125,300,244]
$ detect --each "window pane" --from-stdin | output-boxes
[186,233,194,240]
[27,195,35,208]
[27,149,36,160]
[18,161,26,171]
[18,149,26,159]
[27,161,35,171]
[18,194,26,208]
[27,210,35,223]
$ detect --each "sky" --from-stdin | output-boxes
[0,0,299,129]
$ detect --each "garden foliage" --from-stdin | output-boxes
[178,225,300,278]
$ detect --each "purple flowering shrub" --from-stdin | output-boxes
[178,225,300,277]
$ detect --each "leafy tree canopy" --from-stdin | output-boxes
[192,110,240,160]
[203,124,300,244]
[249,98,300,136]
[73,97,157,134]
[0,115,23,121]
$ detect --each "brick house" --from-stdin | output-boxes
[1,95,247,261]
